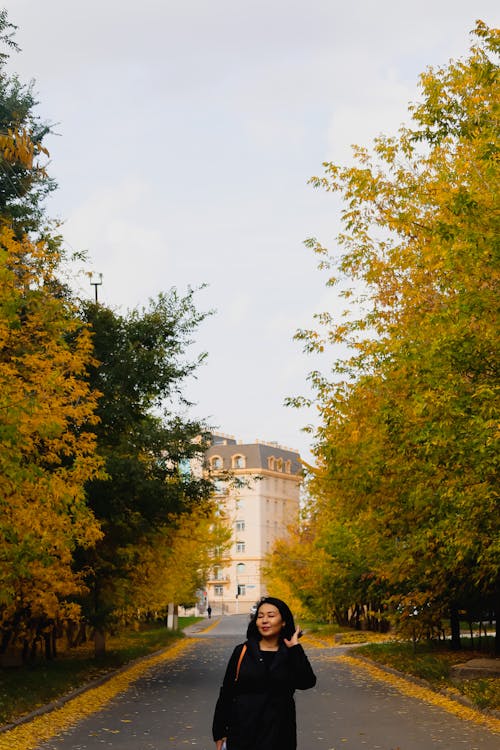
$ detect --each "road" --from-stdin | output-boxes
[35,615,498,750]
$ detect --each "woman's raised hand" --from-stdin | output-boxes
[284,626,302,648]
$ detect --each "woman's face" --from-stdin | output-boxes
[256,603,285,639]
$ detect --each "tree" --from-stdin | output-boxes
[124,506,230,618]
[0,227,103,661]
[77,294,215,653]
[0,16,102,661]
[288,22,499,649]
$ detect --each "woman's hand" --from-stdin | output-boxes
[284,625,302,648]
[215,738,227,750]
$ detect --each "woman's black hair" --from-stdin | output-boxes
[246,597,296,641]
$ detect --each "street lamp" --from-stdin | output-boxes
[90,272,103,303]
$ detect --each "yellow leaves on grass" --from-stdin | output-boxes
[338,655,500,736]
[0,638,199,750]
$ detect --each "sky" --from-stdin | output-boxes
[4,1,499,464]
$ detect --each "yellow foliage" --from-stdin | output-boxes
[0,126,49,176]
[0,227,103,636]
[118,505,228,615]
[289,22,499,628]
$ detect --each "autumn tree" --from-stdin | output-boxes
[0,14,103,662]
[124,505,231,619]
[284,22,499,649]
[0,227,103,661]
[77,295,215,653]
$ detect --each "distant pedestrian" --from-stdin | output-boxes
[207,605,212,619]
[212,596,316,750]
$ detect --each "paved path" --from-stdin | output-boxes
[33,615,498,750]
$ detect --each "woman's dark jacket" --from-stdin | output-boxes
[212,637,316,750]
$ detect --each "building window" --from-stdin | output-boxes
[276,458,283,471]
[237,584,246,597]
[214,479,225,495]
[213,566,223,580]
[236,541,245,553]
[285,460,291,473]
[236,563,246,575]
[235,519,245,532]
[232,454,246,469]
[211,455,223,470]
[267,456,275,470]
[214,585,224,596]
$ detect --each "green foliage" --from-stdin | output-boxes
[357,641,452,683]
[460,677,500,711]
[77,294,215,642]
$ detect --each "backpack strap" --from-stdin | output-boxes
[235,643,247,682]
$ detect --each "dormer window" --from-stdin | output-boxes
[211,455,223,470]
[267,456,275,471]
[232,454,246,469]
[285,460,291,473]
[276,458,283,472]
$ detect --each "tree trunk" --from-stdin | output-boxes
[44,633,52,660]
[94,628,106,656]
[77,621,87,645]
[450,604,461,651]
[166,603,178,630]
[495,601,500,656]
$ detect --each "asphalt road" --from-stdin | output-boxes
[36,615,499,750]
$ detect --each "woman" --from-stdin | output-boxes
[212,597,316,750]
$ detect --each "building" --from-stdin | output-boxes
[204,433,302,615]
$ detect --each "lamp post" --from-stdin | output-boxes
[90,272,103,303]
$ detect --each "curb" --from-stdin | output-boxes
[0,633,190,734]
[183,617,221,635]
[346,652,500,722]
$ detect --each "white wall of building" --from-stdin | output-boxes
[205,438,301,615]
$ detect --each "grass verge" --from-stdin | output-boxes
[353,638,499,713]
[0,619,201,727]
[302,621,390,646]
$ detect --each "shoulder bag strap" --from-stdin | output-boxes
[235,643,247,682]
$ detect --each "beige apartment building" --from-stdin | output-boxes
[204,433,302,615]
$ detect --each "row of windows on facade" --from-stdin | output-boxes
[213,584,246,596]
[209,454,292,472]
[213,478,292,496]
[213,522,281,561]
[235,520,282,533]
[213,562,248,580]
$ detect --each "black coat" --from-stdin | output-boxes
[212,638,316,750]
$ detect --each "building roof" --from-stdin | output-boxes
[205,435,302,475]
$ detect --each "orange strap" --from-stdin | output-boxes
[235,643,247,682]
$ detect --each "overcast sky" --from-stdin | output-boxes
[4,1,499,463]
